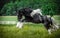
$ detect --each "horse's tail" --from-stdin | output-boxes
[51,17,59,29]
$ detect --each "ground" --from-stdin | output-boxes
[0,15,60,38]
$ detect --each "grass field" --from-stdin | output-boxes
[0,15,60,38]
[0,24,60,38]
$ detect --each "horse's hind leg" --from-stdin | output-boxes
[44,22,52,34]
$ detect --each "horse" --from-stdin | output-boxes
[16,8,59,34]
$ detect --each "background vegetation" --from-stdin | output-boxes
[0,0,60,16]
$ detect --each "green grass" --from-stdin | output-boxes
[0,15,60,21]
[0,15,60,38]
[0,16,17,21]
[0,24,60,38]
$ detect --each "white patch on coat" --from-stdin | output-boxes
[30,9,42,17]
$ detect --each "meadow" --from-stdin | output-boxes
[0,15,60,38]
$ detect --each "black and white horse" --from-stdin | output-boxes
[16,8,59,34]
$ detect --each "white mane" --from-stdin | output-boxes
[30,9,42,17]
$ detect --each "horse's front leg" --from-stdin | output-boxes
[16,13,25,28]
[16,18,25,28]
[16,22,23,28]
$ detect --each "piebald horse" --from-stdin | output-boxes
[16,8,59,34]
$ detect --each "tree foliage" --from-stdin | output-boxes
[0,0,60,16]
